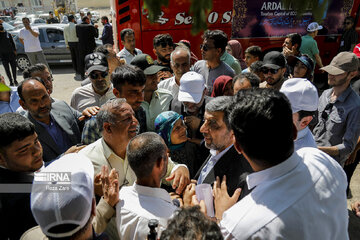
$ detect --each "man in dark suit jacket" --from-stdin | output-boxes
[194,96,253,198]
[0,113,43,240]
[18,78,84,162]
[100,16,113,45]
[76,16,99,79]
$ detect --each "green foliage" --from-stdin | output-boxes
[143,0,212,35]
[143,0,169,23]
[281,0,333,23]
[189,0,213,34]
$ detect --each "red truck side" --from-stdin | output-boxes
[113,0,360,68]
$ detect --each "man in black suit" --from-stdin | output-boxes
[194,96,253,198]
[18,78,84,162]
[76,16,99,79]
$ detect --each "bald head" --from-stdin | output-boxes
[170,47,191,83]
[18,79,52,122]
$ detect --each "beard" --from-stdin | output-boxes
[157,52,170,64]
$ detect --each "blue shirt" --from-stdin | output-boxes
[294,126,317,151]
[0,88,20,114]
[36,115,72,154]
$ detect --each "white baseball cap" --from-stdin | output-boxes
[307,22,323,32]
[178,71,205,104]
[31,153,94,238]
[280,78,319,113]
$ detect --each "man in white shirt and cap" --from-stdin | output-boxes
[280,78,319,150]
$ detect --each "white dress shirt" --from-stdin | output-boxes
[19,27,42,52]
[158,76,179,99]
[116,183,178,240]
[117,47,142,65]
[198,144,233,184]
[294,126,317,151]
[220,147,348,240]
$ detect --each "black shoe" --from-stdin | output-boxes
[9,82,14,87]
[14,80,18,86]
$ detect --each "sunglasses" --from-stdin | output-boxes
[262,68,279,74]
[321,103,334,121]
[89,71,108,79]
[200,44,215,52]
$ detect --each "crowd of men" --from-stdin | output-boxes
[0,17,360,240]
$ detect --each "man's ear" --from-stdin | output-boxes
[113,88,121,98]
[233,140,243,154]
[91,198,96,217]
[153,48,157,57]
[103,122,111,133]
[19,99,28,110]
[0,152,8,168]
[300,116,313,129]
[292,123,298,141]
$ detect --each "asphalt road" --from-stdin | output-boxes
[1,63,360,238]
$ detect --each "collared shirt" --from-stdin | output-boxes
[116,183,178,240]
[221,52,242,74]
[0,88,20,114]
[117,47,142,65]
[294,126,317,151]
[35,115,72,154]
[63,22,79,46]
[70,83,115,112]
[193,60,235,95]
[313,86,360,166]
[158,76,183,113]
[198,144,233,184]
[220,147,348,240]
[81,107,147,145]
[141,88,173,131]
[19,27,42,52]
[259,77,286,91]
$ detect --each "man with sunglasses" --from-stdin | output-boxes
[313,52,360,167]
[71,52,115,113]
[259,51,287,91]
[339,16,358,53]
[193,30,235,95]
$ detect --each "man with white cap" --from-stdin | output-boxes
[177,71,212,141]
[280,78,319,150]
[299,22,324,68]
[313,52,360,167]
[21,153,114,239]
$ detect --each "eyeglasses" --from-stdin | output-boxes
[262,68,279,74]
[89,71,108,79]
[321,103,334,121]
[200,44,215,52]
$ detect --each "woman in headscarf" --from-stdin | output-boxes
[211,75,233,97]
[155,111,205,178]
[227,40,247,70]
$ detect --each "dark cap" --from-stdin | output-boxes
[130,54,166,75]
[262,51,286,69]
[288,55,314,72]
[85,52,108,73]
[321,52,359,75]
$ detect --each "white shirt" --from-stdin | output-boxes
[116,183,178,240]
[80,138,185,239]
[117,47,142,65]
[70,83,115,112]
[198,144,233,184]
[294,126,317,151]
[158,76,179,99]
[220,147,348,240]
[63,22,79,45]
[19,27,42,52]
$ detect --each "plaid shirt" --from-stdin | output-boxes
[81,107,147,145]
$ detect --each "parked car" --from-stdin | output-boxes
[13,17,46,29]
[2,21,15,31]
[12,24,102,71]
